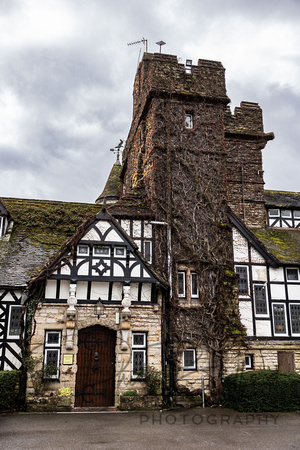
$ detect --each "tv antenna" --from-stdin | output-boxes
[127,37,148,52]
[156,40,166,53]
[110,139,124,164]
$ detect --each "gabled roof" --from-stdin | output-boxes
[0,197,99,288]
[44,207,168,289]
[265,190,300,209]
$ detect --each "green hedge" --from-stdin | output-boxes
[223,370,300,412]
[0,370,21,412]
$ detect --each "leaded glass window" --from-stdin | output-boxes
[290,304,300,335]
[44,330,61,378]
[273,304,286,335]
[254,285,268,316]
[235,266,249,295]
[8,306,22,337]
[286,268,299,281]
[132,332,146,378]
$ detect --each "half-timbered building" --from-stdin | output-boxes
[1,51,300,408]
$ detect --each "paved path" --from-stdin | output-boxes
[1,408,300,449]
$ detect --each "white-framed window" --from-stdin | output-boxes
[177,271,186,298]
[185,113,193,129]
[272,303,287,336]
[132,332,146,379]
[294,210,300,219]
[44,331,61,379]
[235,265,249,296]
[93,245,110,256]
[245,354,253,370]
[115,247,126,257]
[143,240,152,263]
[281,210,292,218]
[290,304,300,336]
[77,245,89,256]
[286,268,299,281]
[268,209,280,217]
[183,349,196,370]
[254,284,268,316]
[191,272,199,298]
[7,305,22,338]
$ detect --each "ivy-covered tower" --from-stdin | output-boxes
[120,53,239,399]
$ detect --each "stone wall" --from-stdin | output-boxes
[28,301,162,408]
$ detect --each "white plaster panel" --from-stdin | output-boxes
[141,284,151,302]
[120,219,130,235]
[250,247,265,264]
[113,263,125,277]
[270,284,286,300]
[76,281,88,299]
[130,283,139,301]
[143,269,151,278]
[239,301,253,336]
[1,291,17,303]
[269,267,284,282]
[60,264,71,275]
[255,320,272,337]
[90,282,109,300]
[45,280,57,299]
[95,221,110,234]
[295,220,300,228]
[84,228,100,241]
[251,265,267,282]
[144,223,152,238]
[59,280,70,299]
[132,220,141,238]
[130,263,141,278]
[232,228,249,262]
[288,284,300,300]
[4,346,21,369]
[77,262,89,276]
[112,282,123,301]
[105,229,123,242]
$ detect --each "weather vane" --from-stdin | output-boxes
[110,139,124,163]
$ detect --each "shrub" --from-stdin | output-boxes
[0,370,20,411]
[122,390,139,397]
[144,366,162,395]
[223,370,300,412]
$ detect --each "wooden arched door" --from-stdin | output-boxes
[75,325,116,407]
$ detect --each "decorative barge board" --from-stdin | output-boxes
[29,207,167,408]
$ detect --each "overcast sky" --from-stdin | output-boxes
[0,0,299,203]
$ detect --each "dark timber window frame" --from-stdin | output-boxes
[289,304,300,336]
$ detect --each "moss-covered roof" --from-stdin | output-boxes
[0,197,100,287]
[95,162,122,204]
[251,227,300,264]
[265,190,300,209]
